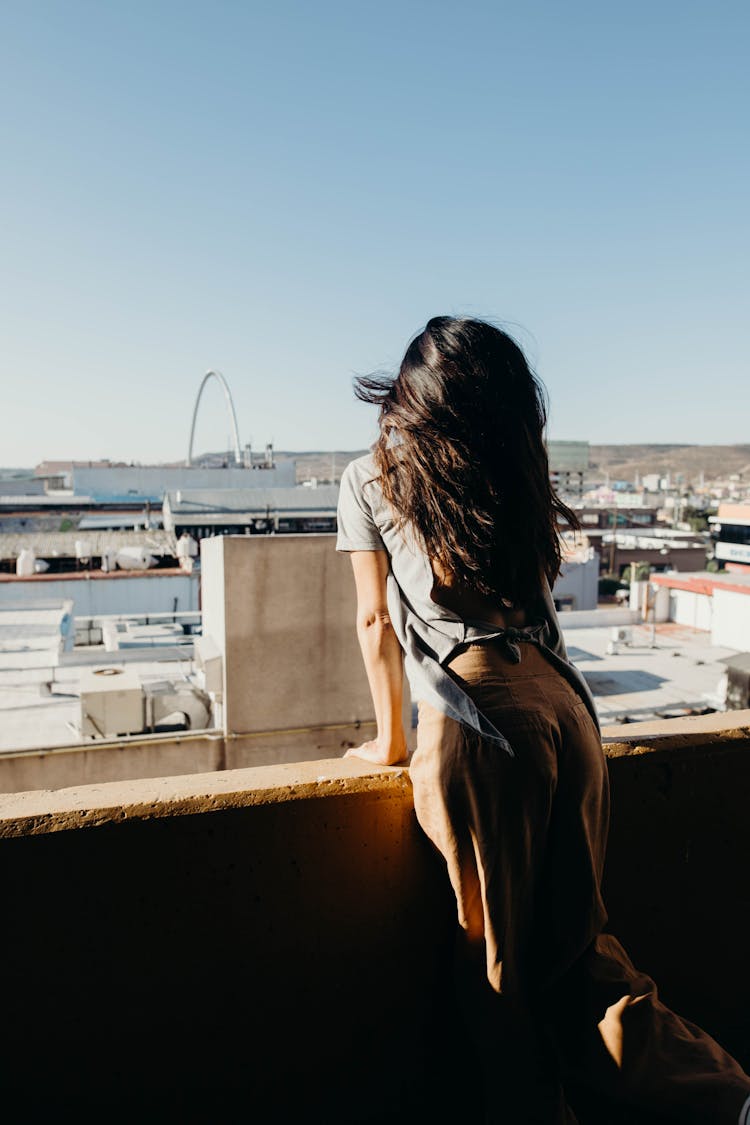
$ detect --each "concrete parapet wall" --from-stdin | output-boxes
[560,607,640,628]
[0,721,379,793]
[0,731,225,793]
[713,586,750,650]
[1,711,749,1122]
[201,533,413,744]
[202,533,376,732]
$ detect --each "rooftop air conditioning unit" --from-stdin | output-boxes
[79,666,144,738]
[610,626,632,645]
[195,634,223,697]
[143,681,211,732]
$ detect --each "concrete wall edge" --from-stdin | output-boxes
[0,758,410,838]
[2,708,749,840]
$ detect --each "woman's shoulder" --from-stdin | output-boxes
[336,451,389,552]
[341,451,377,481]
[339,452,381,500]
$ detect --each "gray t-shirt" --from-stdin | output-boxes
[336,452,599,754]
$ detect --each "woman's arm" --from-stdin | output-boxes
[344,550,408,765]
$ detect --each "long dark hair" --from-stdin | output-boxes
[354,316,580,609]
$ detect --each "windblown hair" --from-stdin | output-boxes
[354,316,580,609]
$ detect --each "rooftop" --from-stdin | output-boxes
[650,569,750,596]
[164,484,339,514]
[0,651,199,751]
[0,604,740,756]
[0,528,174,561]
[570,620,737,723]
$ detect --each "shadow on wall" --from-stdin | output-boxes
[1,717,750,1123]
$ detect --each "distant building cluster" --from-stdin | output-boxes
[1,429,749,775]
[0,432,748,625]
[545,442,750,582]
[547,440,588,497]
[1,364,747,814]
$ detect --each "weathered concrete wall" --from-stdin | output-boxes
[0,761,457,1123]
[554,554,599,611]
[712,586,750,650]
[1,712,749,1123]
[0,724,380,793]
[600,712,750,1048]
[201,534,413,759]
[0,731,225,793]
[668,585,713,631]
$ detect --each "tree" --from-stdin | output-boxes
[622,561,651,584]
[681,506,711,532]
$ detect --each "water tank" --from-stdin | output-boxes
[115,546,157,570]
[16,548,36,576]
[101,546,118,572]
[176,533,198,559]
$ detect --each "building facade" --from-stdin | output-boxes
[711,503,750,573]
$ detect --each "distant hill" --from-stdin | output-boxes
[9,444,747,487]
[287,445,750,486]
[586,444,750,484]
[283,450,368,483]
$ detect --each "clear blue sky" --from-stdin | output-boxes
[1,0,748,466]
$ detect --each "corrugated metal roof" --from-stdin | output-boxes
[169,513,336,525]
[0,530,176,560]
[0,494,95,507]
[165,485,339,515]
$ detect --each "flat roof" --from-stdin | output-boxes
[0,529,174,561]
[165,485,339,515]
[0,650,199,752]
[0,568,188,584]
[709,516,750,527]
[650,571,750,597]
[560,619,739,725]
[0,608,739,755]
[0,494,94,507]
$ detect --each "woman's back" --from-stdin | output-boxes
[428,556,527,629]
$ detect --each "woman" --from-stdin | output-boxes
[336,316,750,1124]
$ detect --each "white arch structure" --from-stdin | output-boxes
[188,370,243,466]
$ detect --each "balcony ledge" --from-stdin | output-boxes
[1,711,749,1123]
[2,708,748,838]
[0,755,409,837]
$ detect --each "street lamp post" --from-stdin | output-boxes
[609,508,617,575]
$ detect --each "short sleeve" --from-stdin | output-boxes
[336,461,386,552]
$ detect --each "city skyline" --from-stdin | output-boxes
[4,437,750,478]
[1,1,748,464]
